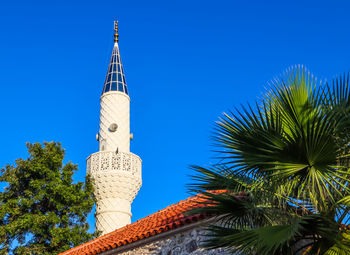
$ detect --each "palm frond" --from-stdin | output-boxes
[188,190,288,230]
[188,165,252,194]
[189,67,350,253]
[324,232,350,255]
[202,214,340,255]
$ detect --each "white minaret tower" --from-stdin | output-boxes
[87,21,142,235]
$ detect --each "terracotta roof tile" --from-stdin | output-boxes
[60,194,210,255]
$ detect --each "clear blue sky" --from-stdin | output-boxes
[0,0,349,232]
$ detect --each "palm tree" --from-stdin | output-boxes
[189,66,350,255]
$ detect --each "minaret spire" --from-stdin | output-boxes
[87,21,142,235]
[102,21,128,96]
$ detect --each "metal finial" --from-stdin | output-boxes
[114,20,119,43]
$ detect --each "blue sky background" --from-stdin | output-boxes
[0,0,350,233]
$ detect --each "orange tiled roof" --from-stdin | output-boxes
[60,194,211,255]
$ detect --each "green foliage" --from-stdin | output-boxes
[0,142,96,255]
[189,67,350,254]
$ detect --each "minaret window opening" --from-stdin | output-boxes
[100,139,105,151]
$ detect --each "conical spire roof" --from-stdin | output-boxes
[102,43,128,95]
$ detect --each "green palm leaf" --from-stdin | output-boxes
[203,214,340,255]
[189,66,350,254]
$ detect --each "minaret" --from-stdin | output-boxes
[87,21,142,235]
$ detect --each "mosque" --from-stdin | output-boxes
[60,22,229,255]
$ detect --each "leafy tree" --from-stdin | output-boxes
[189,66,350,254]
[0,142,96,255]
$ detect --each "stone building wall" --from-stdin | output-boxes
[104,223,236,255]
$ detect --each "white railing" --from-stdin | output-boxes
[87,151,142,176]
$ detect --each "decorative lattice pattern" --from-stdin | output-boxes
[87,151,142,234]
[92,171,142,202]
[95,198,132,235]
[96,210,131,235]
[87,151,141,176]
[99,93,130,152]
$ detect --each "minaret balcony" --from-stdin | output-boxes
[87,151,141,176]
